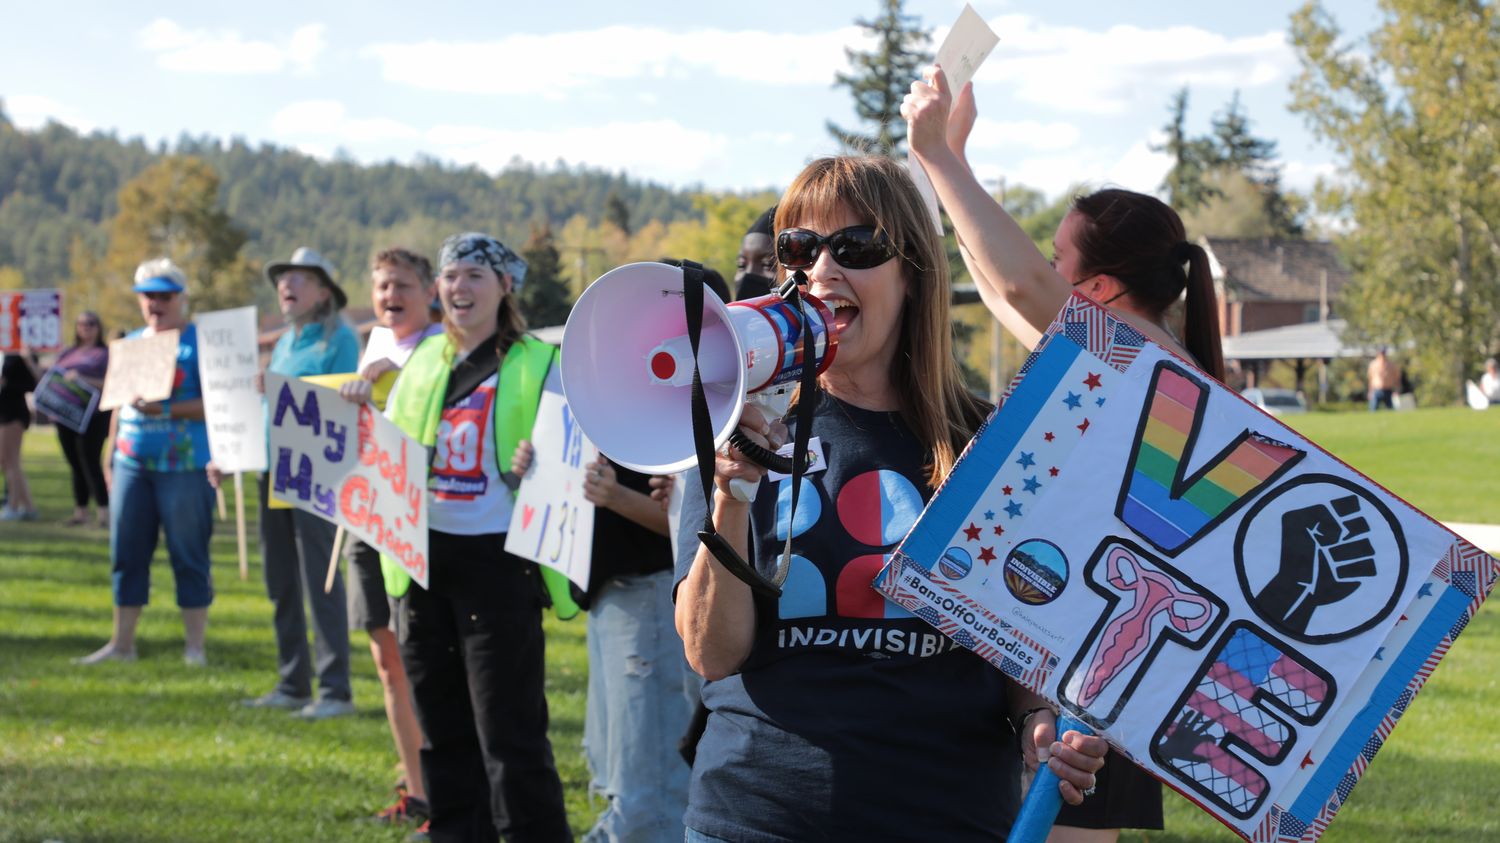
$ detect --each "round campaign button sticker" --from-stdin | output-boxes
[1004,539,1069,605]
[938,546,974,581]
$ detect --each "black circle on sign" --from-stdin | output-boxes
[1234,473,1407,644]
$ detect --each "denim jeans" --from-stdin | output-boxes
[109,458,214,608]
[583,570,697,843]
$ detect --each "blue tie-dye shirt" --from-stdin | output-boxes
[113,324,210,472]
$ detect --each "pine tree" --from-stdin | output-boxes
[1211,93,1301,235]
[828,0,932,155]
[518,223,573,329]
[1151,88,1223,211]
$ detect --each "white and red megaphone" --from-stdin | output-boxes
[560,261,837,474]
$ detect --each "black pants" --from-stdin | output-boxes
[401,532,571,843]
[56,409,111,508]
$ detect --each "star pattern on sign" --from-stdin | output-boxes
[978,546,996,564]
[1083,372,1103,390]
[1023,476,1042,494]
[993,525,1004,537]
[1016,451,1035,469]
[1417,583,1434,598]
[1063,391,1083,410]
[1077,418,1091,434]
[1043,431,1055,442]
[963,522,982,541]
[1002,485,1013,496]
[1005,500,1024,518]
[1096,396,1107,407]
[984,509,995,520]
[1049,466,1059,477]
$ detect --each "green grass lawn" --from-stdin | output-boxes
[2,408,1497,842]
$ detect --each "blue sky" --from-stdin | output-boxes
[2,0,1380,201]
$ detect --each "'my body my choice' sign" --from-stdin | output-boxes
[266,373,429,588]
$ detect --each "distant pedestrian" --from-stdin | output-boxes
[1481,358,1500,403]
[0,349,40,521]
[50,311,111,527]
[1368,347,1400,411]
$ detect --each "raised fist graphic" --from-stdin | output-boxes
[1254,495,1377,635]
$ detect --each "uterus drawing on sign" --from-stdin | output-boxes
[1058,539,1226,731]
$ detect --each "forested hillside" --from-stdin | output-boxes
[0,101,705,302]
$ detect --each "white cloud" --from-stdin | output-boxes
[1281,159,1338,192]
[4,94,94,132]
[970,134,1171,201]
[362,26,863,94]
[423,120,730,182]
[976,14,1293,116]
[968,117,1081,151]
[138,19,326,75]
[270,100,421,141]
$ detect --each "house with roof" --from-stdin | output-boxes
[1202,237,1351,337]
[1200,237,1354,395]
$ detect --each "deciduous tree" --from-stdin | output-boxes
[1290,0,1500,402]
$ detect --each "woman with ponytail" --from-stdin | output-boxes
[902,69,1224,385]
[904,68,1227,842]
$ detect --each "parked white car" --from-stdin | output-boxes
[1241,387,1308,416]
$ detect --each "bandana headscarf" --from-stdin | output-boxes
[438,232,529,291]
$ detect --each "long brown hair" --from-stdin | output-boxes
[1071,189,1225,381]
[777,156,988,487]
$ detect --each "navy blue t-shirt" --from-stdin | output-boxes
[679,394,1020,842]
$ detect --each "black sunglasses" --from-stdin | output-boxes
[776,225,898,271]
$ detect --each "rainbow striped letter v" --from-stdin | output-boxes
[1116,362,1304,556]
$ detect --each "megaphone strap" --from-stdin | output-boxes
[681,262,819,599]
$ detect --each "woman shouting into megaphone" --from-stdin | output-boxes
[674,156,1107,842]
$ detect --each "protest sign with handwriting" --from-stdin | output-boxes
[506,365,596,590]
[196,307,268,473]
[267,373,430,588]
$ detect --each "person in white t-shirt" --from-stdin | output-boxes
[1481,358,1500,404]
[337,247,443,827]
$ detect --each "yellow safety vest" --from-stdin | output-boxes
[381,333,580,619]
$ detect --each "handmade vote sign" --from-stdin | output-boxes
[877,294,1498,842]
[506,364,597,591]
[267,373,429,588]
[197,307,268,473]
[0,289,63,352]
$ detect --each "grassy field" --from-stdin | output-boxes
[1,407,1497,842]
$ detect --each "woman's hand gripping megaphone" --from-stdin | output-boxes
[714,403,787,503]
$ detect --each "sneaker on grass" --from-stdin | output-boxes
[371,792,429,825]
[295,698,355,720]
[407,820,430,842]
[240,690,312,710]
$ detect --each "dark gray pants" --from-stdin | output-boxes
[258,478,351,702]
